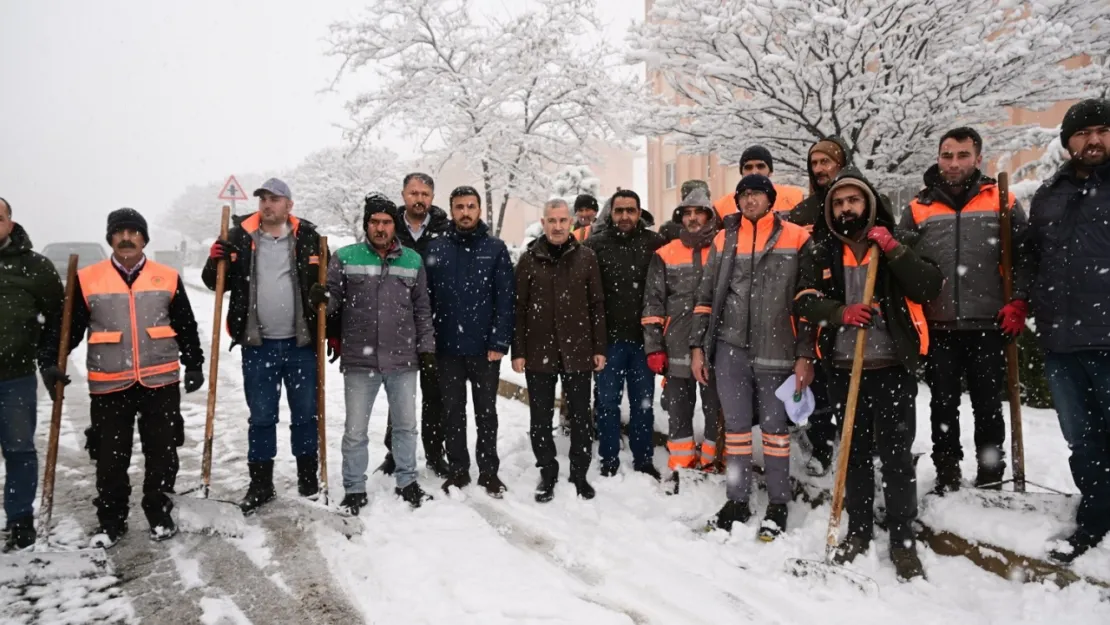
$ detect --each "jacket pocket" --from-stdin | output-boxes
[146,326,177,339]
[89,331,122,344]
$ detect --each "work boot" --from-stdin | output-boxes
[426,455,451,480]
[3,517,36,552]
[666,471,680,496]
[376,454,396,476]
[396,483,433,509]
[599,463,619,478]
[89,521,128,549]
[832,534,871,565]
[712,500,751,532]
[478,473,508,499]
[571,476,595,500]
[806,444,832,477]
[297,455,319,498]
[932,460,961,495]
[441,472,472,494]
[635,464,662,482]
[758,504,789,542]
[535,469,558,503]
[973,463,1005,490]
[239,461,276,515]
[148,509,178,542]
[340,492,369,516]
[890,545,926,581]
[1048,528,1106,564]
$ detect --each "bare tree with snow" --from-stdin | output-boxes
[327,0,635,237]
[550,163,601,202]
[628,0,1110,190]
[288,144,405,241]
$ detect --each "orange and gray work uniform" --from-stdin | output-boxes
[713,184,806,218]
[572,225,593,243]
[642,231,721,470]
[690,210,814,504]
[69,257,203,528]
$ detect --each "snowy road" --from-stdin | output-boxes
[1,269,1108,624]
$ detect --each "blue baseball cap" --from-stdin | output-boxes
[253,178,292,200]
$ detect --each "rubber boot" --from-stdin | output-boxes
[240,461,276,515]
[297,455,319,498]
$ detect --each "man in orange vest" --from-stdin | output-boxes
[713,146,806,218]
[70,208,204,547]
[898,127,1031,494]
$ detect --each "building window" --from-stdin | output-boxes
[664,162,676,189]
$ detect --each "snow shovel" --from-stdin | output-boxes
[0,255,113,586]
[785,244,880,596]
[315,235,332,507]
[171,206,248,537]
[960,172,1074,507]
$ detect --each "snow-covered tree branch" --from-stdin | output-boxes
[327,0,635,237]
[628,0,1110,190]
[550,164,601,202]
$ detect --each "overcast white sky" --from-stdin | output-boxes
[0,0,643,248]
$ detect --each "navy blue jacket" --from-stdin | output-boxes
[425,221,515,356]
[1026,159,1110,353]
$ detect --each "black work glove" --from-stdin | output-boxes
[308,283,330,309]
[419,352,436,371]
[184,369,205,394]
[41,366,71,402]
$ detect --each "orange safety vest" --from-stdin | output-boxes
[572,225,592,242]
[840,247,930,357]
[713,184,806,218]
[78,259,181,395]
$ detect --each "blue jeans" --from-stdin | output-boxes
[596,341,656,470]
[1044,350,1110,537]
[343,368,419,491]
[242,338,318,463]
[0,375,37,524]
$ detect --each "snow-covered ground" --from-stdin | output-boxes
[1,268,1107,624]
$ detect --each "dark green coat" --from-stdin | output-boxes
[0,224,64,381]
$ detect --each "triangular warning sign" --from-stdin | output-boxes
[218,175,249,201]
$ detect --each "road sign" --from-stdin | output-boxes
[218,176,249,201]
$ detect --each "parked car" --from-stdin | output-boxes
[40,242,108,283]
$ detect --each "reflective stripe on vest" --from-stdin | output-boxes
[78,259,181,394]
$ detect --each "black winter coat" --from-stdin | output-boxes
[396,205,449,258]
[584,221,666,344]
[0,224,64,381]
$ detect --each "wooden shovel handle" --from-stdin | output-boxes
[998,172,1025,492]
[40,254,79,538]
[316,237,330,502]
[201,206,231,498]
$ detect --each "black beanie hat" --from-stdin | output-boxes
[363,193,400,232]
[105,208,149,244]
[740,145,774,174]
[735,174,777,208]
[573,194,599,213]
[1061,98,1110,148]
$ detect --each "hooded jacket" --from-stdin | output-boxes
[425,220,515,356]
[794,168,943,372]
[325,238,434,373]
[512,235,606,373]
[899,165,1032,330]
[789,135,853,229]
[396,204,449,258]
[0,223,65,381]
[585,214,666,345]
[1025,158,1110,353]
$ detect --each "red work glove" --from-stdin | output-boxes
[646,351,667,375]
[866,226,899,254]
[209,239,234,261]
[327,338,341,363]
[841,304,877,328]
[998,300,1028,337]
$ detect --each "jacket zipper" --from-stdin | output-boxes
[746,222,756,346]
[954,208,962,319]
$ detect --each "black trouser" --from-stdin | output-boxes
[924,329,1006,473]
[383,356,447,464]
[91,383,180,528]
[526,371,592,480]
[805,367,839,463]
[440,355,501,477]
[828,366,918,544]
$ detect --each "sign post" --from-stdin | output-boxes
[217,175,249,214]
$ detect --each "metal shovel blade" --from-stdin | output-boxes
[0,547,112,586]
[784,557,880,597]
[170,493,248,538]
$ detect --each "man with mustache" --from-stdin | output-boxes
[425,186,515,497]
[513,199,606,502]
[69,209,205,546]
[794,169,942,580]
[376,173,450,479]
[899,127,1032,494]
[204,178,327,514]
[312,194,435,514]
[585,190,666,479]
[642,188,722,493]
[0,197,66,551]
[1026,99,1110,564]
